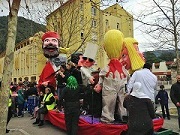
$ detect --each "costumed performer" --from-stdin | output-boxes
[80,43,101,117]
[38,31,67,94]
[80,42,98,86]
[59,76,80,135]
[94,29,129,123]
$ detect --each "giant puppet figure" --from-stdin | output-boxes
[80,42,99,86]
[79,43,101,116]
[121,37,145,75]
[38,31,67,94]
[94,30,129,123]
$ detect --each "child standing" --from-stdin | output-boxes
[156,85,170,120]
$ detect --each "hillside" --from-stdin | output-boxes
[143,49,176,64]
[0,16,46,53]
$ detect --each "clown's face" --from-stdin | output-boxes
[42,37,59,58]
[81,57,95,68]
[121,47,131,70]
[120,43,145,70]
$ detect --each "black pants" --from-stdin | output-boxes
[37,107,48,120]
[177,107,180,128]
[83,86,102,117]
[64,102,80,135]
[160,103,170,118]
[7,106,12,128]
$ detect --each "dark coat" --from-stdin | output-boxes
[170,82,180,106]
[69,66,82,85]
[59,86,81,135]
[123,95,155,135]
[56,70,70,88]
[156,90,169,105]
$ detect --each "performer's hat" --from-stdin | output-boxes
[42,31,60,41]
[83,42,99,61]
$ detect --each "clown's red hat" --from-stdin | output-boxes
[42,31,60,41]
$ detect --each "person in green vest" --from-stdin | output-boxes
[33,87,56,126]
[6,89,13,133]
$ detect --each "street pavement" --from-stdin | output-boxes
[7,113,67,135]
[7,110,180,135]
[155,88,180,134]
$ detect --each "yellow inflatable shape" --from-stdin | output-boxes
[124,37,145,71]
[60,47,70,54]
[104,29,124,59]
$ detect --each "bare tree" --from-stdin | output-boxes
[0,0,21,133]
[19,0,63,24]
[18,0,129,54]
[133,0,180,73]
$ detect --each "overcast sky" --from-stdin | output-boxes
[0,0,154,52]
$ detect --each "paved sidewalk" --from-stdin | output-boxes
[7,113,66,135]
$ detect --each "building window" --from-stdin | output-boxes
[14,78,17,84]
[155,63,160,69]
[80,2,83,11]
[92,32,97,41]
[91,6,96,16]
[81,32,84,39]
[92,19,97,27]
[80,16,84,25]
[167,66,171,70]
[105,19,109,27]
[117,23,120,30]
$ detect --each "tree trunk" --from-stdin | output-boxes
[0,0,21,134]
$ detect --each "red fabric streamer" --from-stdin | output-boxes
[106,59,126,79]
[45,110,164,135]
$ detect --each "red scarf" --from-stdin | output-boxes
[106,59,126,79]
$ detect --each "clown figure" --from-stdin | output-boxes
[121,37,145,75]
[38,31,67,94]
[81,43,99,86]
[94,30,129,123]
[80,43,100,115]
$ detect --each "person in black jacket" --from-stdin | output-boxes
[69,52,83,85]
[123,82,155,135]
[56,64,70,100]
[26,82,38,116]
[59,76,80,135]
[156,85,170,119]
[170,75,180,130]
